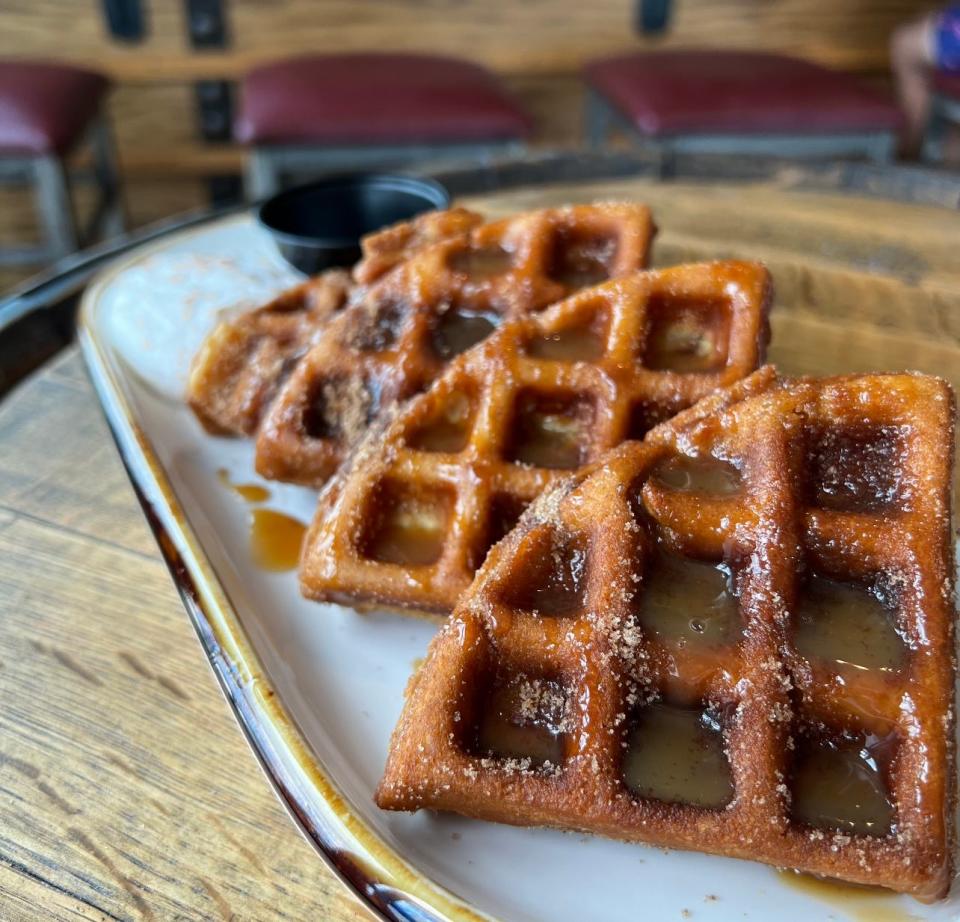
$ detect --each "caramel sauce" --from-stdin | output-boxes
[363,489,451,566]
[474,675,567,766]
[548,234,614,289]
[646,321,718,372]
[636,551,740,651]
[431,308,500,359]
[217,468,271,503]
[644,299,727,373]
[791,735,894,836]
[508,393,592,470]
[471,493,529,570]
[408,390,473,453]
[249,509,306,572]
[649,455,742,495]
[527,321,606,362]
[449,245,513,279]
[776,871,916,922]
[623,703,733,808]
[809,424,904,512]
[510,535,587,616]
[794,576,906,673]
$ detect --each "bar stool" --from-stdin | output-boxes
[923,71,960,163]
[235,53,532,199]
[0,60,124,266]
[584,51,900,171]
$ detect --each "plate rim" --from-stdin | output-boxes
[77,212,492,922]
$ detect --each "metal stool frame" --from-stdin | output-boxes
[0,109,125,266]
[584,88,895,176]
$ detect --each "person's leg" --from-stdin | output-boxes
[890,13,937,158]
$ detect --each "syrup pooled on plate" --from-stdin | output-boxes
[793,575,906,673]
[622,703,734,808]
[790,733,895,836]
[776,870,914,922]
[216,468,271,503]
[249,509,306,572]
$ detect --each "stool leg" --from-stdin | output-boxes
[585,90,612,149]
[867,133,896,163]
[246,148,279,201]
[32,155,78,261]
[922,95,946,163]
[91,113,126,237]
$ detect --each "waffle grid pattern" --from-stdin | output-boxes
[376,369,955,899]
[187,269,353,435]
[187,207,485,437]
[255,204,656,487]
[300,260,771,614]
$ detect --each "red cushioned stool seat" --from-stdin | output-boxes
[0,61,109,155]
[584,51,900,137]
[933,70,960,101]
[235,53,532,145]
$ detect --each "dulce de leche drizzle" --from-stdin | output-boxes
[776,870,916,922]
[216,468,271,503]
[216,468,305,571]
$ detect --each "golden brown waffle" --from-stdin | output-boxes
[187,269,352,435]
[255,203,657,487]
[352,206,484,285]
[301,260,771,615]
[377,367,956,900]
[187,208,482,436]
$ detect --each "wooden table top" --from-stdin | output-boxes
[1,173,959,921]
[0,348,373,920]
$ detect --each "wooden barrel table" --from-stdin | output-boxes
[0,155,958,921]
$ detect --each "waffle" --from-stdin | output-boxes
[187,270,353,435]
[255,203,657,487]
[187,208,483,436]
[300,260,772,616]
[377,367,956,900]
[352,206,484,285]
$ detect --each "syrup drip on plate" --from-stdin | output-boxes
[249,510,307,572]
[776,870,918,922]
[217,468,271,502]
[217,468,305,571]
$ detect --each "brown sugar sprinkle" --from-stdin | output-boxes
[376,368,956,901]
[256,203,658,489]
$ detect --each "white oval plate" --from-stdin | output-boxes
[79,213,959,922]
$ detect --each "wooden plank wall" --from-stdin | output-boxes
[0,0,932,291]
[1,0,932,178]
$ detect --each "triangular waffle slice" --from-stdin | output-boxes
[187,269,352,435]
[377,367,956,900]
[300,260,771,615]
[255,203,657,487]
[352,205,484,285]
[187,207,483,436]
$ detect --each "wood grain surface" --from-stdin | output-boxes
[1,174,959,920]
[2,0,925,80]
[0,350,372,920]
